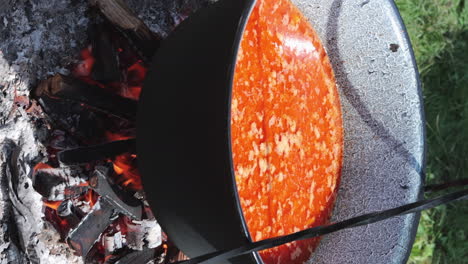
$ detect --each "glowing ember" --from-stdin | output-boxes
[34,162,53,171]
[105,131,134,142]
[35,20,172,263]
[73,46,95,77]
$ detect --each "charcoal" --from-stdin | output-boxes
[58,139,136,165]
[67,197,117,258]
[90,166,142,220]
[91,22,121,83]
[36,74,137,121]
[58,200,74,217]
[38,96,107,143]
[32,167,88,201]
[115,248,158,264]
[62,200,83,226]
[32,171,66,199]
[91,0,162,63]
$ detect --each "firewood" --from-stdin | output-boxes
[90,0,161,62]
[36,74,137,121]
[58,138,136,165]
[91,22,121,83]
[67,197,116,257]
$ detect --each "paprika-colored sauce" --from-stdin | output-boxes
[231,0,343,263]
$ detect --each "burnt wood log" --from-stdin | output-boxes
[58,138,136,165]
[67,169,143,259]
[90,166,142,220]
[67,197,116,257]
[32,171,65,200]
[57,200,82,228]
[90,0,162,63]
[38,96,108,143]
[32,167,89,201]
[36,74,137,121]
[91,23,121,83]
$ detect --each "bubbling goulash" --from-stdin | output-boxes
[231,0,343,263]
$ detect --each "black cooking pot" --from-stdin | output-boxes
[137,0,261,263]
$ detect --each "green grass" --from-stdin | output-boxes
[394,0,468,263]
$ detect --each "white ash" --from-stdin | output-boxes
[0,1,89,261]
[35,167,85,182]
[0,0,89,84]
[141,219,162,249]
[0,140,82,264]
[125,219,162,251]
[48,183,68,201]
[34,167,87,201]
[36,222,83,264]
[103,231,124,254]
[74,199,93,214]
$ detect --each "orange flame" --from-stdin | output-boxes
[34,162,53,172]
[104,255,113,262]
[78,182,90,187]
[85,189,96,207]
[44,200,62,210]
[113,163,124,175]
[111,154,142,191]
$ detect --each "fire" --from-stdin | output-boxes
[111,153,142,191]
[44,200,62,210]
[39,22,155,263]
[33,162,53,172]
[113,163,125,175]
[84,189,97,208]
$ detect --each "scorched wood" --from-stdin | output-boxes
[58,138,136,165]
[67,197,116,258]
[90,166,142,220]
[32,166,88,201]
[91,23,121,83]
[90,0,162,63]
[36,74,137,121]
[114,248,158,264]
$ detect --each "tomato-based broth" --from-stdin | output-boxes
[231,0,343,263]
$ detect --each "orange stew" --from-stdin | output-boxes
[231,0,343,263]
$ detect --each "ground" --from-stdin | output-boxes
[394,0,468,263]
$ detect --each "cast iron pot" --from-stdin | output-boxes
[137,0,425,263]
[137,0,261,263]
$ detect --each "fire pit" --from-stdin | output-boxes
[0,0,206,263]
[0,0,423,263]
